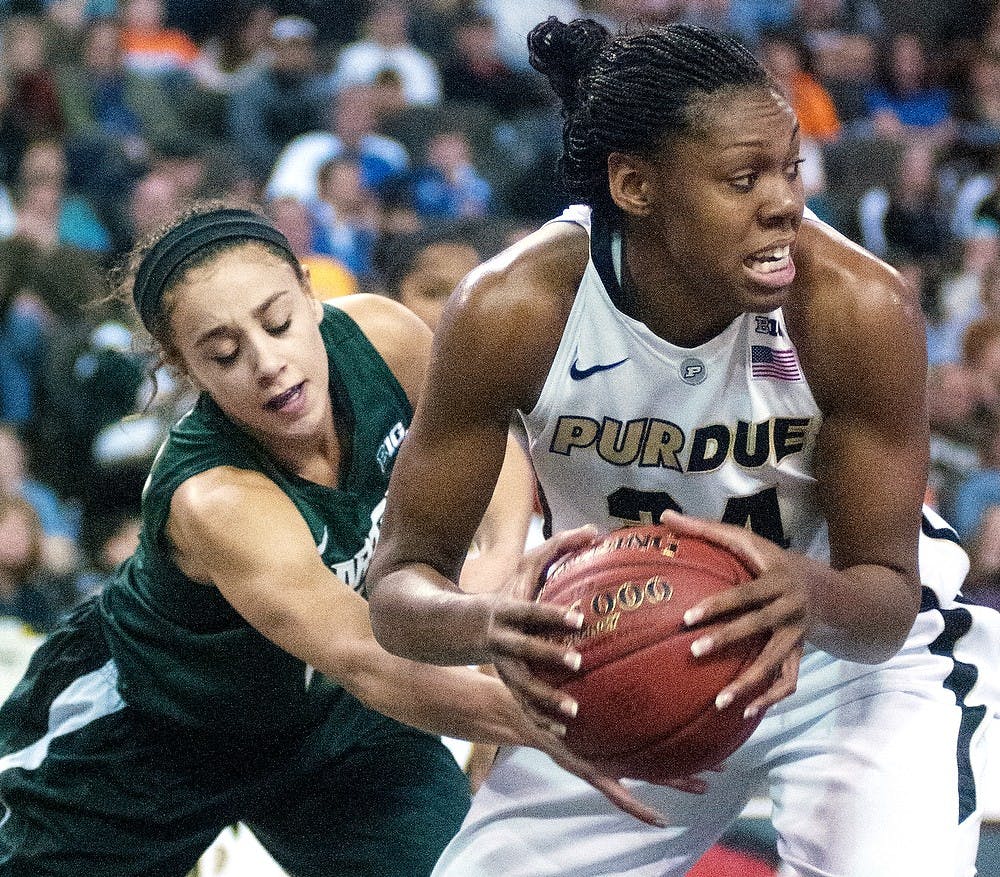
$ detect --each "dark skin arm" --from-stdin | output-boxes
[368,222,590,675]
[367,223,678,823]
[665,218,928,718]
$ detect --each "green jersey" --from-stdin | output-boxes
[99,304,412,740]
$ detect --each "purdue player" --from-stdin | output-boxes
[367,19,1000,877]
[0,203,647,877]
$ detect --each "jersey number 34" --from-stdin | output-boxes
[608,485,791,548]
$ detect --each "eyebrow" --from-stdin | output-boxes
[194,290,291,348]
[719,122,801,153]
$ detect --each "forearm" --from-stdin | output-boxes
[342,653,530,745]
[805,562,920,663]
[368,563,494,665]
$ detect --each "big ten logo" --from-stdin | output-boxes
[376,421,407,474]
[755,315,783,337]
[573,576,674,619]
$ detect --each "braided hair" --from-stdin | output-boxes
[528,18,772,218]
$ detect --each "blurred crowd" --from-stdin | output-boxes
[0,0,997,679]
[0,1,995,873]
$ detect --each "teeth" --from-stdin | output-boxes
[757,245,789,261]
[747,245,790,272]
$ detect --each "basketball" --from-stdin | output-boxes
[533,524,769,784]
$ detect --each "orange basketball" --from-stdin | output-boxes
[533,524,768,783]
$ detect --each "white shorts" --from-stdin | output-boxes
[433,521,1000,877]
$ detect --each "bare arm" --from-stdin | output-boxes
[367,224,591,669]
[794,227,926,658]
[168,466,536,744]
[460,432,537,595]
[664,222,928,717]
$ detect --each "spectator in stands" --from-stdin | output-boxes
[0,14,65,144]
[440,12,546,119]
[190,1,275,94]
[330,0,443,106]
[376,225,480,331]
[479,0,585,72]
[0,491,60,634]
[71,502,141,602]
[45,0,119,34]
[148,133,208,202]
[956,42,1000,147]
[124,168,182,243]
[864,31,956,145]
[310,156,382,284]
[7,138,111,253]
[929,232,1000,366]
[0,239,45,427]
[120,0,198,81]
[54,14,183,164]
[856,141,951,263]
[760,29,841,143]
[266,83,410,203]
[952,403,1000,563]
[227,14,330,182]
[411,128,492,220]
[0,426,78,578]
[926,359,992,515]
[267,195,361,300]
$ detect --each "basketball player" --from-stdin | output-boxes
[366,19,1000,876]
[0,202,646,877]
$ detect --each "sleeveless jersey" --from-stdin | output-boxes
[99,304,411,739]
[521,208,827,562]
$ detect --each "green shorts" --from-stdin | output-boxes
[0,601,470,877]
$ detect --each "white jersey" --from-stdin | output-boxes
[522,209,825,559]
[433,207,1000,877]
[520,206,966,603]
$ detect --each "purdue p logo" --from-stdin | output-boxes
[680,358,706,385]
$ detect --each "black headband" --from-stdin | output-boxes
[132,208,295,333]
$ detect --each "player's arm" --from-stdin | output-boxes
[366,229,593,672]
[170,466,665,826]
[168,466,536,744]
[792,238,927,659]
[662,226,927,715]
[338,293,538,595]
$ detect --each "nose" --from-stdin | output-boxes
[757,172,803,229]
[249,332,286,385]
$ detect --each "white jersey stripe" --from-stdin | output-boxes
[0,661,125,777]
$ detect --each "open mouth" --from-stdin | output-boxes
[744,244,791,273]
[264,382,304,412]
[742,243,795,288]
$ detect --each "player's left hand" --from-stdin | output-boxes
[659,509,808,719]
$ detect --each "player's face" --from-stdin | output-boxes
[167,244,332,449]
[644,86,804,323]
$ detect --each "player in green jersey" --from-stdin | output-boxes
[0,202,652,877]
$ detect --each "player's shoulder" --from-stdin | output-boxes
[171,466,279,524]
[447,219,589,344]
[788,216,926,409]
[325,293,432,407]
[790,216,917,335]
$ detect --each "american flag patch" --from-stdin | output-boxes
[750,345,802,381]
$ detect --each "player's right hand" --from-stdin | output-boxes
[480,526,601,722]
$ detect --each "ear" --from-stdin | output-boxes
[608,152,654,218]
[298,264,323,322]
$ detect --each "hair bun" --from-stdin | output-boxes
[527,17,609,111]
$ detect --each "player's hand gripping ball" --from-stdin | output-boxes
[533,524,769,784]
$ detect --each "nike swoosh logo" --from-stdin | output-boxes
[570,356,630,380]
[316,527,328,555]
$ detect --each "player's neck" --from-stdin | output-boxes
[620,232,738,349]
